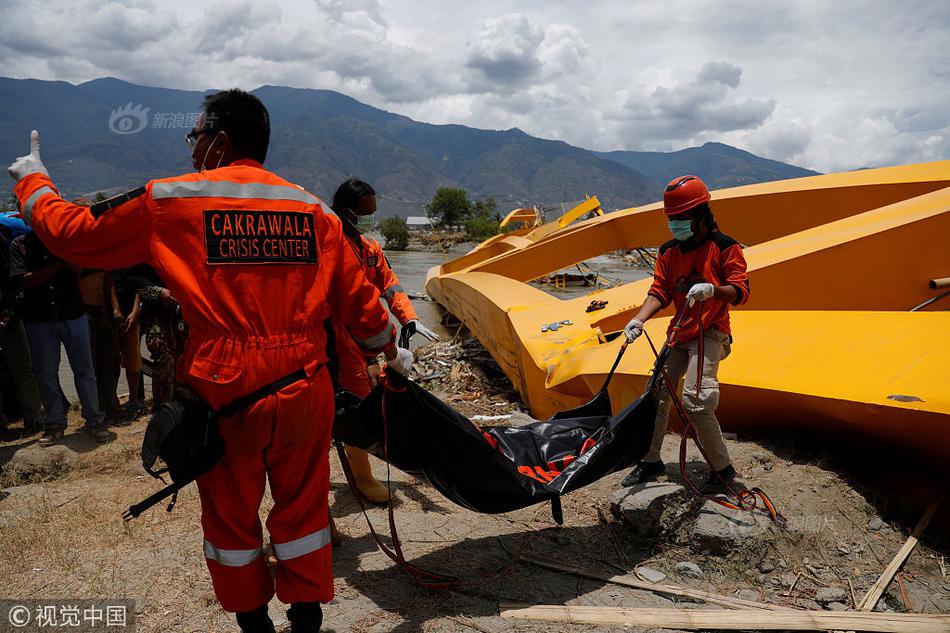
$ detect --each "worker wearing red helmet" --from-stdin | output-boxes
[329,178,440,504]
[622,175,749,489]
[8,90,412,633]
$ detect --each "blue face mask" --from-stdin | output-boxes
[668,218,693,241]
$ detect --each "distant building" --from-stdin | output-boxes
[405,216,433,230]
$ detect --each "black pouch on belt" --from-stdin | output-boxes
[123,367,308,521]
[140,385,223,486]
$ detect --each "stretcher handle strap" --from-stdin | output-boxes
[598,339,629,394]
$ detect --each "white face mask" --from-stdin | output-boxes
[355,213,376,234]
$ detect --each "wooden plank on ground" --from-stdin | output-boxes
[522,555,794,611]
[858,501,940,611]
[499,604,950,633]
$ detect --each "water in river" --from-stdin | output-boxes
[55,243,649,401]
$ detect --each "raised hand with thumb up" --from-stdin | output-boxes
[8,130,49,182]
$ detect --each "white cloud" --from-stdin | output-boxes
[0,0,946,172]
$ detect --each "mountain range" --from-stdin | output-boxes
[0,77,819,215]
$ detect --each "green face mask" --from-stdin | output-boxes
[667,218,693,241]
[355,213,376,234]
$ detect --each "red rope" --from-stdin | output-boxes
[643,304,786,528]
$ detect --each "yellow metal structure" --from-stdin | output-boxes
[426,161,950,464]
[499,206,541,230]
[557,196,604,228]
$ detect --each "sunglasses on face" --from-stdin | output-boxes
[185,128,214,150]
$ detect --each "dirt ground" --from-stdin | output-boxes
[1,337,947,632]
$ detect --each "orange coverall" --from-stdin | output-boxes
[15,160,395,612]
[333,234,416,397]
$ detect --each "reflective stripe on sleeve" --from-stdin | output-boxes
[384,284,405,300]
[359,318,394,350]
[21,186,58,223]
[271,526,331,561]
[152,180,319,204]
[203,540,262,567]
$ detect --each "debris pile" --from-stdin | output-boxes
[407,336,522,419]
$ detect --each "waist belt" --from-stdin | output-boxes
[123,367,310,521]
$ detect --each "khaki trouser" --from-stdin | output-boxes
[644,328,732,471]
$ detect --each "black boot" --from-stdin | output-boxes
[621,460,665,486]
[703,464,743,493]
[287,601,323,633]
[235,604,275,633]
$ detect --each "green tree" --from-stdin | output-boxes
[471,197,497,219]
[428,187,471,228]
[380,216,409,250]
[464,216,500,241]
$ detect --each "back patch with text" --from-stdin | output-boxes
[205,210,317,264]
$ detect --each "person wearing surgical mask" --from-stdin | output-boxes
[328,178,440,507]
[620,175,750,491]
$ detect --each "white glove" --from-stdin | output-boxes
[686,283,715,306]
[386,347,414,376]
[624,318,644,342]
[8,130,49,182]
[410,319,440,341]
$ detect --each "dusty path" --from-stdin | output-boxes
[1,340,947,632]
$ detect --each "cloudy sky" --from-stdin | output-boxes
[1,0,947,173]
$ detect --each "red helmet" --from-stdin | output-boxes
[663,175,710,217]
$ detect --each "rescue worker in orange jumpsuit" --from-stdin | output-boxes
[8,89,413,633]
[328,178,440,504]
[621,175,749,491]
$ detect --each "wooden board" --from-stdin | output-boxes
[500,604,950,633]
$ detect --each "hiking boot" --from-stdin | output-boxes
[703,464,743,493]
[235,604,274,633]
[38,427,65,447]
[287,601,323,633]
[85,423,111,443]
[621,460,665,487]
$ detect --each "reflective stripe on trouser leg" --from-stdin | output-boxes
[681,330,732,471]
[644,345,689,463]
[272,527,331,560]
[204,541,263,567]
[196,396,277,613]
[264,367,335,605]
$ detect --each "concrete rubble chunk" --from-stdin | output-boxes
[826,601,850,611]
[609,481,688,538]
[688,500,775,554]
[675,561,703,579]
[636,566,666,583]
[867,517,884,531]
[737,589,760,603]
[757,560,775,573]
[815,586,848,604]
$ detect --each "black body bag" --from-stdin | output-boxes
[333,342,658,523]
[123,368,307,521]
